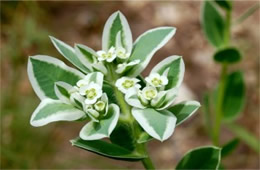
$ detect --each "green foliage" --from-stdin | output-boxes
[176,146,221,169]
[214,47,241,64]
[221,138,239,158]
[215,0,232,11]
[70,138,147,161]
[202,1,225,47]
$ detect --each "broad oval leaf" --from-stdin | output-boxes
[222,71,245,121]
[214,47,241,64]
[28,55,84,100]
[30,99,85,127]
[167,100,201,126]
[102,11,132,52]
[127,27,176,77]
[79,104,120,140]
[50,36,90,73]
[70,137,147,161]
[176,146,221,169]
[151,55,185,90]
[132,108,177,141]
[202,1,225,47]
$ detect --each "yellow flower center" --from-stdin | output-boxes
[145,89,157,99]
[86,88,97,99]
[122,80,134,89]
[151,78,162,86]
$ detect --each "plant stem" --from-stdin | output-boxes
[142,156,155,170]
[234,3,260,25]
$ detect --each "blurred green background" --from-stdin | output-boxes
[1,1,259,169]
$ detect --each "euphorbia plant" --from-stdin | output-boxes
[28,11,221,169]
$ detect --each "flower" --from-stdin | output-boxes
[96,47,117,63]
[115,77,141,94]
[116,47,130,59]
[145,73,168,87]
[141,86,158,100]
[94,100,106,112]
[79,82,102,104]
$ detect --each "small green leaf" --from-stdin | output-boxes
[137,132,153,144]
[79,104,120,140]
[226,123,259,153]
[28,55,84,100]
[127,27,176,77]
[222,71,245,121]
[132,108,177,141]
[50,36,90,73]
[70,137,147,161]
[151,55,184,90]
[214,47,242,64]
[75,44,98,71]
[221,138,239,158]
[102,84,117,104]
[215,0,232,11]
[202,1,225,47]
[176,146,221,169]
[30,99,85,127]
[167,101,200,126]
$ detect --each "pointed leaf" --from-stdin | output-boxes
[50,36,90,73]
[79,104,119,140]
[132,108,177,141]
[102,11,132,52]
[70,137,147,161]
[176,146,221,169]
[127,27,176,77]
[221,138,239,158]
[202,1,225,47]
[28,55,84,100]
[214,47,241,64]
[151,55,185,89]
[168,101,201,126]
[30,99,85,127]
[54,81,72,104]
[215,0,232,11]
[137,132,153,144]
[75,44,98,71]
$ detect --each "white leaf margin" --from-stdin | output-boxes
[28,55,84,100]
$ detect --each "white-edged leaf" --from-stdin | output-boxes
[80,104,120,140]
[92,62,108,75]
[157,88,178,110]
[151,55,185,90]
[30,98,85,127]
[102,11,132,52]
[50,36,90,73]
[54,81,72,104]
[28,55,84,100]
[84,72,104,87]
[168,100,201,126]
[127,27,176,77]
[125,88,146,109]
[132,108,177,141]
[75,44,98,71]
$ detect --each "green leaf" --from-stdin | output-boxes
[75,44,98,71]
[28,55,84,100]
[54,81,72,104]
[79,104,120,140]
[102,11,132,52]
[50,36,90,73]
[102,83,117,104]
[215,0,232,11]
[176,146,221,169]
[110,121,136,151]
[137,132,153,144]
[167,101,200,126]
[221,138,239,158]
[70,137,147,161]
[202,1,225,47]
[222,71,245,121]
[30,99,85,127]
[226,123,259,153]
[214,47,242,64]
[132,108,177,141]
[127,27,176,77]
[151,55,184,90]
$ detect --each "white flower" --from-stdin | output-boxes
[68,86,85,106]
[76,79,88,87]
[96,47,117,62]
[79,82,102,104]
[94,101,106,112]
[116,60,140,74]
[141,86,158,100]
[116,47,130,59]
[145,73,168,87]
[115,77,141,94]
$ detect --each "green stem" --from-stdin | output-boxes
[106,63,156,169]
[213,64,227,146]
[234,3,260,25]
[224,10,231,46]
